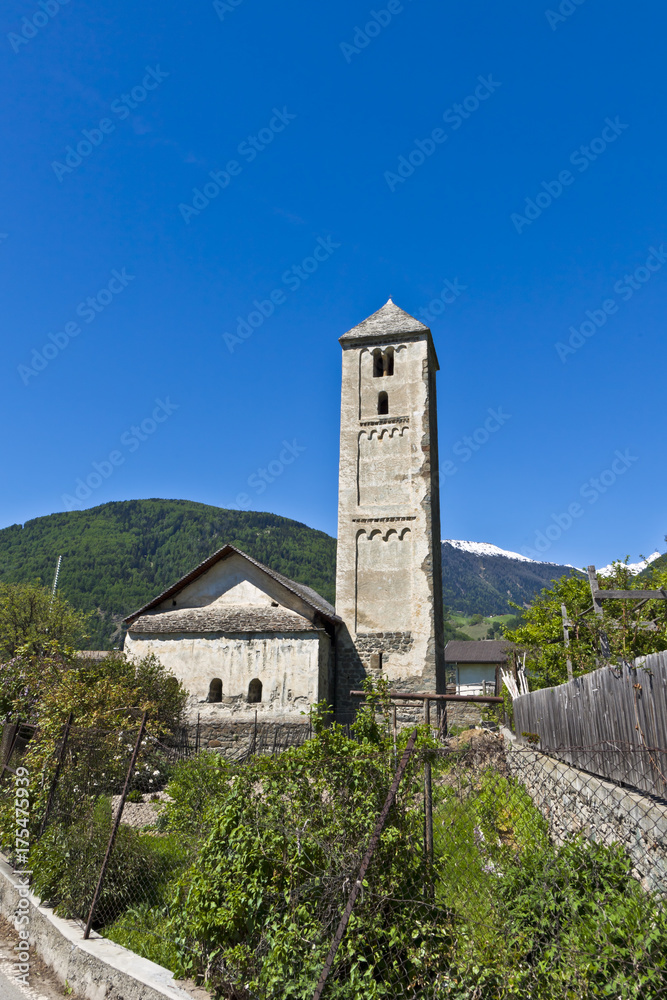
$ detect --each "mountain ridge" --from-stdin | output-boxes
[0,499,589,646]
[440,539,584,616]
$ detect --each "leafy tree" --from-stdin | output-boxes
[35,651,187,732]
[503,560,667,689]
[0,581,91,659]
[469,614,484,626]
[0,581,186,730]
[442,605,471,643]
[0,647,187,860]
[443,621,472,643]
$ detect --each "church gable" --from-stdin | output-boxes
[156,553,280,612]
[124,545,339,630]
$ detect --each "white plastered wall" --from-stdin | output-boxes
[123,552,332,721]
[124,630,329,720]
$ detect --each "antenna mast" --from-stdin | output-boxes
[50,555,62,606]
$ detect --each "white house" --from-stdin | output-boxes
[123,545,340,723]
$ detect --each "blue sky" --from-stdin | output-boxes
[1,0,665,570]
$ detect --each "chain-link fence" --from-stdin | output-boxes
[1,719,666,998]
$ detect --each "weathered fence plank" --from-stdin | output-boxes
[513,653,667,799]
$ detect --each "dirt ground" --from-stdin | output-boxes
[0,914,83,1000]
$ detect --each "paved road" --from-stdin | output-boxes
[0,960,30,1000]
[0,959,54,1000]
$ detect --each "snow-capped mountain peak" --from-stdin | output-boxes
[443,540,538,563]
[596,551,662,577]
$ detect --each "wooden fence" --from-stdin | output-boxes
[512,651,667,800]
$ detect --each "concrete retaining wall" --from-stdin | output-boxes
[0,853,198,1000]
[504,733,667,896]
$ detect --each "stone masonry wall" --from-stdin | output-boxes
[504,732,667,896]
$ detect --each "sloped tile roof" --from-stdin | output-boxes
[128,605,320,634]
[123,544,340,625]
[339,299,429,343]
[444,640,515,663]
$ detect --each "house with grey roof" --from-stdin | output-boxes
[444,640,514,696]
[124,544,340,722]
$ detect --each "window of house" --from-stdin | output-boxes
[378,391,388,415]
[208,678,222,703]
[248,678,263,703]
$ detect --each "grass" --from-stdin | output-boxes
[448,612,516,639]
[105,903,181,972]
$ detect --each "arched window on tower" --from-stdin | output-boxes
[248,678,263,703]
[208,678,222,703]
[373,349,395,377]
[377,391,388,415]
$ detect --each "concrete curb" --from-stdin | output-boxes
[0,852,195,1000]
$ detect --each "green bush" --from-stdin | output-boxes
[105,904,181,971]
[30,797,185,925]
[494,838,667,999]
[159,749,231,841]
[166,725,451,998]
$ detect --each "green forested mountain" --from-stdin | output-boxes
[0,500,337,648]
[0,500,592,649]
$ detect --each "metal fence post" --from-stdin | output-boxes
[83,712,147,939]
[423,699,434,869]
[39,712,73,838]
[311,728,419,1000]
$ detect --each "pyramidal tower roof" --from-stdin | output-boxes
[339,298,429,344]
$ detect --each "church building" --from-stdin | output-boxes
[123,299,444,721]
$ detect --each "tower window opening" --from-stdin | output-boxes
[373,349,395,378]
[378,391,388,415]
[248,678,263,703]
[208,678,223,703]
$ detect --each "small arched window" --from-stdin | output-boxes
[208,678,222,703]
[377,391,388,415]
[373,349,394,378]
[248,678,263,703]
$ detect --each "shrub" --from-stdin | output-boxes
[433,765,667,999]
[160,749,231,841]
[495,838,667,999]
[166,725,451,998]
[30,797,185,925]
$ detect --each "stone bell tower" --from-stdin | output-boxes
[335,299,444,717]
